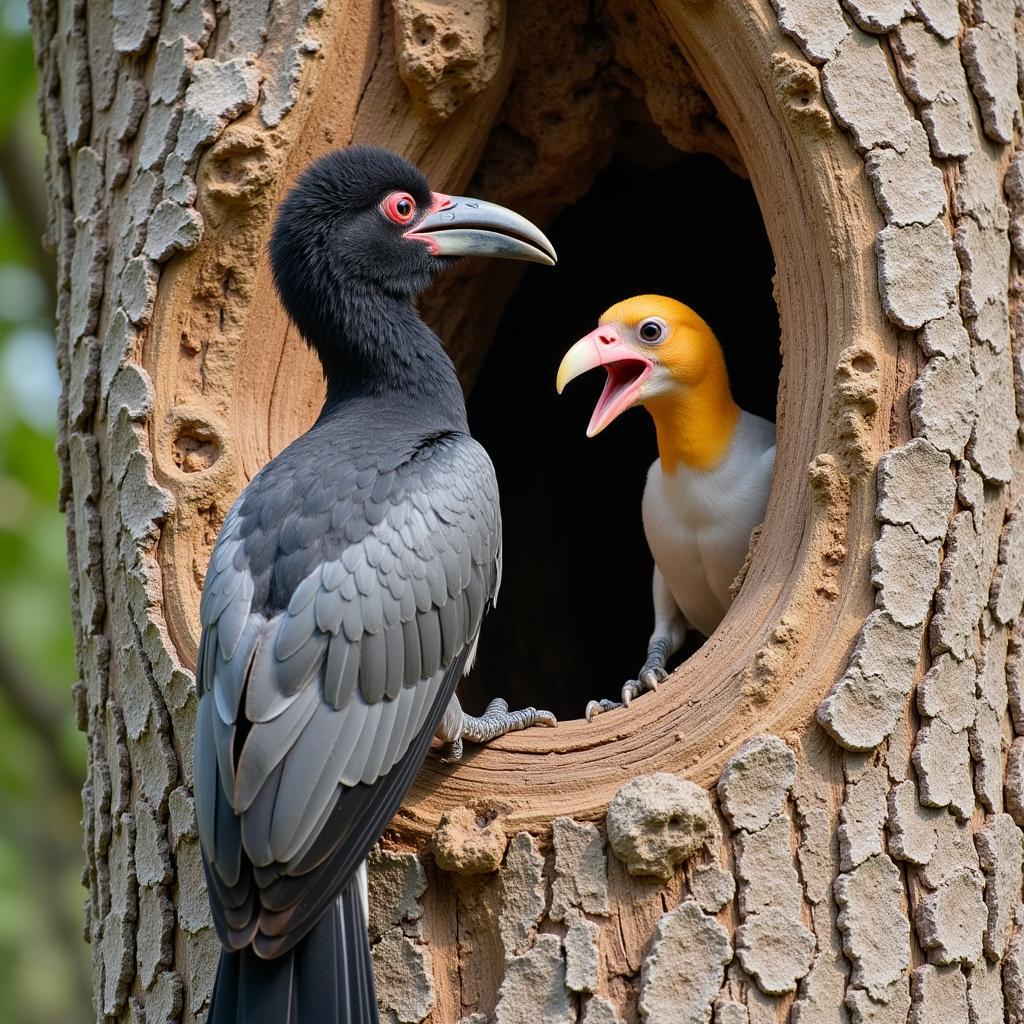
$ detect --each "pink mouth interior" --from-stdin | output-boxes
[590,357,652,434]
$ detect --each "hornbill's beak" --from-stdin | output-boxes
[407,193,557,266]
[556,325,654,437]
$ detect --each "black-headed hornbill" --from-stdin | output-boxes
[195,146,557,1024]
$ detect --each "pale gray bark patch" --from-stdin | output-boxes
[876,439,955,543]
[768,0,849,64]
[966,960,1005,1021]
[909,964,969,1023]
[974,812,1023,961]
[717,736,797,833]
[838,756,888,871]
[872,523,943,628]
[846,977,911,1022]
[910,350,977,459]
[821,30,917,153]
[955,219,1011,351]
[497,832,546,958]
[930,512,986,658]
[639,901,732,1024]
[914,718,975,818]
[550,817,610,920]
[367,847,427,942]
[887,779,941,866]
[1004,930,1024,1022]
[864,123,947,226]
[875,222,961,331]
[834,854,911,1001]
[841,0,913,35]
[915,866,987,964]
[371,928,436,1023]
[968,339,1017,483]
[494,934,574,1024]
[563,912,600,994]
[892,20,973,157]
[961,25,1019,145]
[721,738,814,996]
[691,863,736,914]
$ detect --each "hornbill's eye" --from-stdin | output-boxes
[638,319,667,344]
[382,191,417,225]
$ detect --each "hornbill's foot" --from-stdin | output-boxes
[440,698,557,762]
[585,661,669,722]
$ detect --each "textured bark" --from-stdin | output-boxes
[33,0,1024,1021]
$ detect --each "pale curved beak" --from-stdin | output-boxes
[406,193,556,266]
[556,326,653,436]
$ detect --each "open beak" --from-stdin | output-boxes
[556,326,653,436]
[406,193,557,266]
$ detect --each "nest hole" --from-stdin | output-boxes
[461,152,780,721]
[172,420,222,473]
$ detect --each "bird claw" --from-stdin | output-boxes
[585,697,623,722]
[584,665,668,722]
[639,665,668,692]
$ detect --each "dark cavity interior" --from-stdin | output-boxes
[461,152,780,722]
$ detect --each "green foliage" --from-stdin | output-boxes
[0,1,91,1021]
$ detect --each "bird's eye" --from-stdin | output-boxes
[638,319,667,344]
[382,192,417,225]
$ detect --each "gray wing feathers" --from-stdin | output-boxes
[324,632,360,709]
[359,630,388,703]
[416,609,442,677]
[195,692,219,859]
[402,618,422,685]
[383,625,404,698]
[197,435,501,897]
[315,585,344,634]
[234,683,319,811]
[195,692,244,889]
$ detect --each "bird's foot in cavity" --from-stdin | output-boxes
[585,663,669,722]
[440,697,558,762]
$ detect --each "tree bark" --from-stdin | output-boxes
[34,0,1024,1021]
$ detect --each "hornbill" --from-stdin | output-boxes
[555,295,775,720]
[196,146,557,1024]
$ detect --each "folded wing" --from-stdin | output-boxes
[194,434,500,957]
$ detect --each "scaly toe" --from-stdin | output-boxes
[585,699,621,722]
[639,667,667,692]
[460,700,560,743]
[621,681,643,707]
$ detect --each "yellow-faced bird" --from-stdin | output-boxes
[196,146,557,1024]
[556,296,775,720]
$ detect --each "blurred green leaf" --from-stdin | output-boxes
[0,2,91,1021]
[0,27,34,137]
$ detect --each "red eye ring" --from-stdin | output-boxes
[381,191,417,225]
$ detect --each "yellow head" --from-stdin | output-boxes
[556,295,740,471]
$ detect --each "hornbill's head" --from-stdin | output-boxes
[555,295,729,437]
[270,146,556,346]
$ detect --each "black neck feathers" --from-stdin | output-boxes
[314,284,464,416]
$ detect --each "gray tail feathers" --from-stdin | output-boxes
[207,878,378,1024]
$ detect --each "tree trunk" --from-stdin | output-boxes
[34,0,1024,1020]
